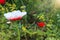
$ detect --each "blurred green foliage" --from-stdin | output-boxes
[0,0,60,40]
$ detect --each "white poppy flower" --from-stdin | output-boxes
[4,10,27,21]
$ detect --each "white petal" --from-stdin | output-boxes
[4,12,12,19]
[14,10,22,17]
[20,12,27,17]
[4,10,27,20]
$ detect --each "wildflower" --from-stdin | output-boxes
[0,0,6,5]
[37,22,45,28]
[4,10,27,21]
[6,21,11,24]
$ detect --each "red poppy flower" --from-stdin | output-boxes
[0,0,6,5]
[37,22,45,28]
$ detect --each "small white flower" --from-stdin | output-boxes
[6,21,11,24]
[4,10,27,21]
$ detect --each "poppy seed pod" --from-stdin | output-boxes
[4,10,27,21]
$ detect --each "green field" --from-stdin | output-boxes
[0,0,60,40]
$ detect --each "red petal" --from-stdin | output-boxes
[9,17,22,21]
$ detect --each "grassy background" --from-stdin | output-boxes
[0,0,60,40]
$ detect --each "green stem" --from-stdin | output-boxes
[16,25,20,40]
[13,21,20,40]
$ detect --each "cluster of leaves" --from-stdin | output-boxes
[0,0,60,40]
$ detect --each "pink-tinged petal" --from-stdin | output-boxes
[9,17,22,21]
